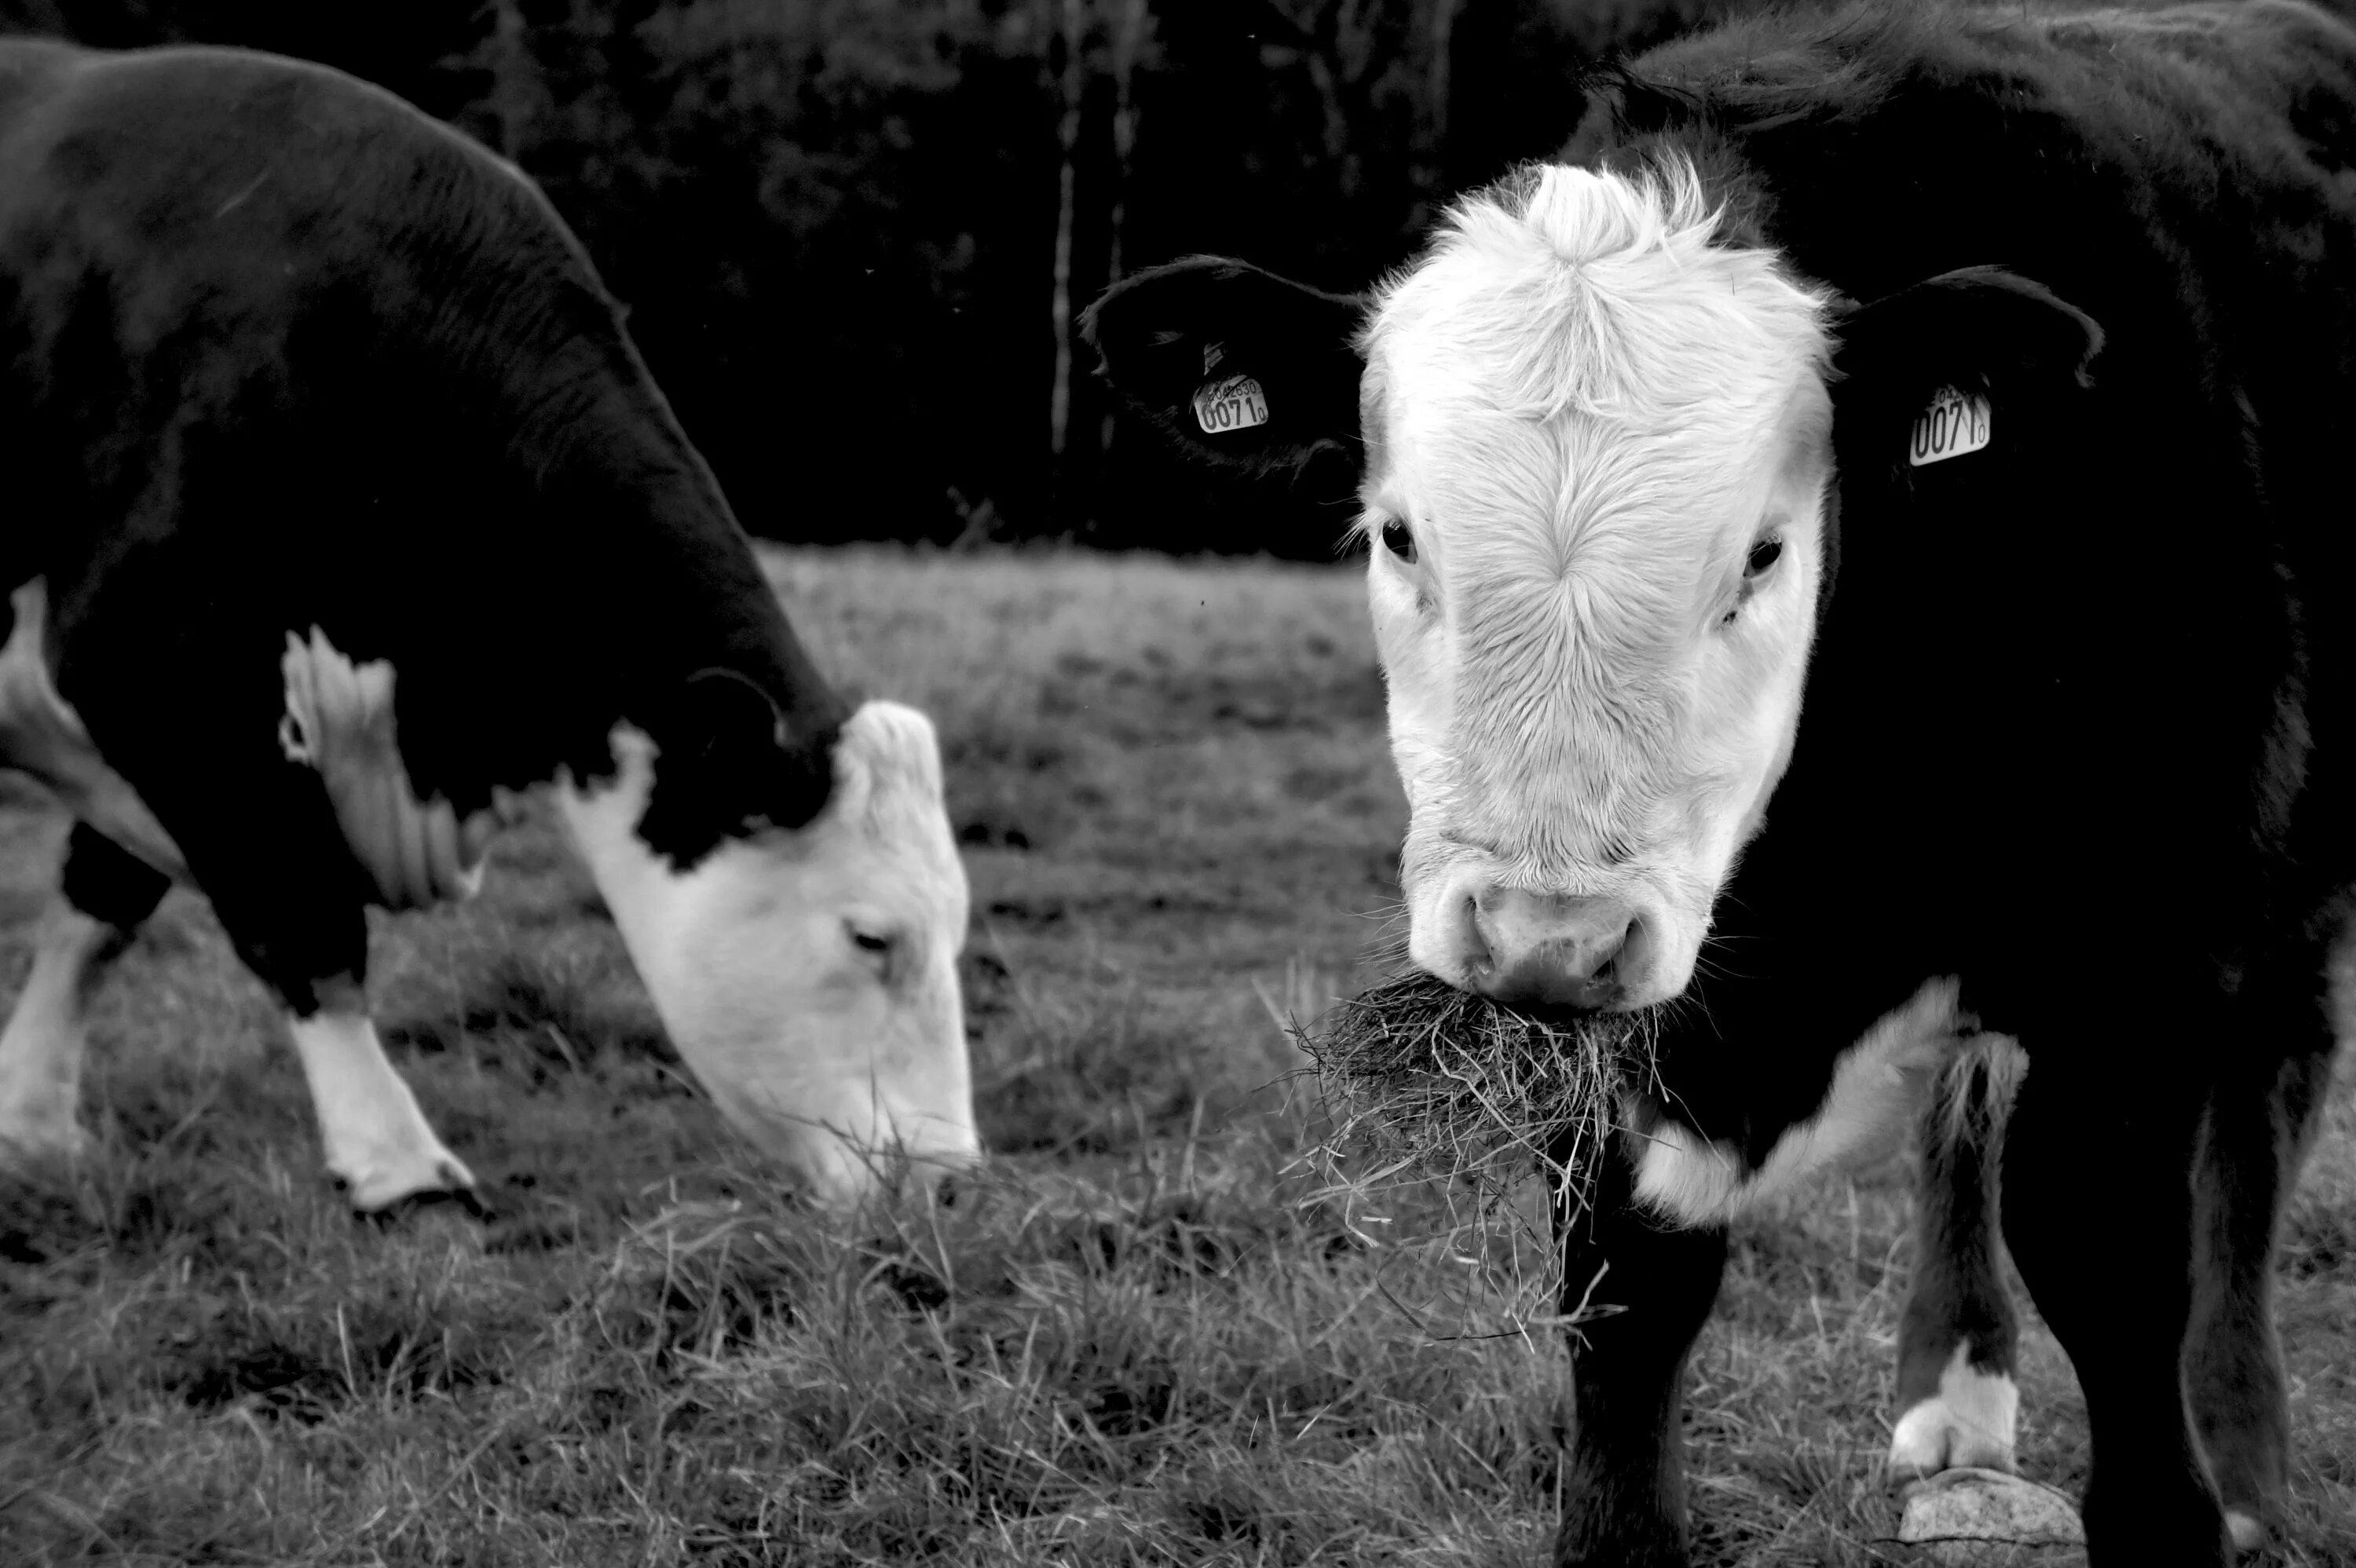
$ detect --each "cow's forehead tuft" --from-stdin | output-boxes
[1366,158,1833,431]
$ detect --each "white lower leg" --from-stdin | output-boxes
[285,986,474,1210]
[1889,1341,2021,1475]
[0,901,118,1161]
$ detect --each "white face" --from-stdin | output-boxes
[561,700,975,1203]
[1361,163,1835,1011]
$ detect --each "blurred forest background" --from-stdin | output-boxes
[0,0,1733,554]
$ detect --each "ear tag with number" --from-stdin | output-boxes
[1909,386,1992,466]
[1193,374,1268,434]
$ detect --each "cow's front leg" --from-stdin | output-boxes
[2003,1051,2224,1566]
[66,645,481,1215]
[1890,1037,2023,1477]
[285,973,477,1214]
[0,823,170,1162]
[1554,1141,1728,1568]
[2185,1044,2335,1556]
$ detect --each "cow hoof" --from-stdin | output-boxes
[361,1182,493,1226]
[2224,1508,2272,1556]
[1899,1467,2084,1559]
[342,1156,485,1220]
[1888,1371,2020,1478]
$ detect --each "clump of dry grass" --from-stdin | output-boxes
[1290,973,1657,1323]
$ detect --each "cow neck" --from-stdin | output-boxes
[477,263,851,747]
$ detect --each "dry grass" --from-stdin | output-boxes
[0,546,2350,1567]
[1289,974,1655,1329]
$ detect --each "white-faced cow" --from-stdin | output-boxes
[0,41,979,1212]
[1088,2,2354,1563]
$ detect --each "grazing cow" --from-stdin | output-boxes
[1087,2,2355,1562]
[0,41,978,1212]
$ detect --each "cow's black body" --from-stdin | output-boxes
[0,40,845,1010]
[1087,2,2356,1563]
[1561,9,2354,1560]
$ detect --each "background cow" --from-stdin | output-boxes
[1088,2,2356,1563]
[0,41,977,1212]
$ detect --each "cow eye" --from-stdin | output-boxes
[845,922,898,967]
[1744,535,1783,578]
[1380,518,1417,563]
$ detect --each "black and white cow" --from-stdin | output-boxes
[0,41,978,1212]
[1088,2,2354,1563]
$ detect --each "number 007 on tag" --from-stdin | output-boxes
[1193,375,1268,434]
[1910,386,1991,466]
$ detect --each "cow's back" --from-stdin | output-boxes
[1605,2,2356,407]
[0,40,596,485]
[0,42,772,820]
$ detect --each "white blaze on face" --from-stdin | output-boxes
[1360,160,1837,1008]
[560,700,975,1204]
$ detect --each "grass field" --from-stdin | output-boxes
[1,548,2351,1566]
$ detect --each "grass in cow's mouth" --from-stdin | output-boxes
[1290,971,1657,1321]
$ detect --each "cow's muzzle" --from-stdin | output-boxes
[1462,887,1642,1011]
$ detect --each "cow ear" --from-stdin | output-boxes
[1083,255,1368,480]
[1830,266,2103,481]
[638,670,832,863]
[672,667,788,760]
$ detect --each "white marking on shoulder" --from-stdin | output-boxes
[1633,978,1966,1225]
[0,581,185,879]
[1888,1341,2020,1475]
[279,628,507,909]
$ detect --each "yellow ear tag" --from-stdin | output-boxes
[1193,375,1268,434]
[1909,386,1992,466]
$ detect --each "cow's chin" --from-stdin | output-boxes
[696,989,982,1207]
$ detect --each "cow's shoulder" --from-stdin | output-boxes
[0,38,85,132]
[1586,2,2356,188]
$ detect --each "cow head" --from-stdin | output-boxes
[560,695,975,1204]
[1089,159,2098,1014]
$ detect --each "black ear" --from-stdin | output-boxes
[672,667,787,756]
[638,669,834,866]
[1831,266,2104,484]
[1082,255,1368,481]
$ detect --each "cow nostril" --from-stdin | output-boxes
[1614,915,1648,982]
[1461,895,1494,974]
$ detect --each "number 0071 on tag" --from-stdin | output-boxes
[1193,375,1268,434]
[1909,386,1991,466]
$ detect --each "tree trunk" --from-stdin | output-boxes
[1048,0,1087,461]
[1418,0,1462,216]
[1099,0,1148,454]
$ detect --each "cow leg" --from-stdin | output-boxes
[2184,1043,2335,1556]
[1553,1141,1728,1568]
[284,974,477,1214]
[0,823,167,1161]
[228,873,477,1215]
[56,628,479,1215]
[1889,1038,2024,1477]
[2002,1054,2226,1566]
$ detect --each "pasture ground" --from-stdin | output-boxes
[2,548,2351,1566]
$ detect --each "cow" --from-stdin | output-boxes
[1085,2,2356,1563]
[0,40,978,1214]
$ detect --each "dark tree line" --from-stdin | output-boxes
[0,0,1730,555]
